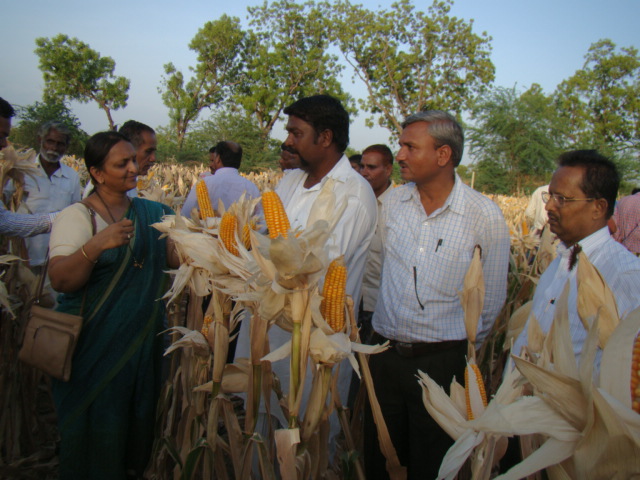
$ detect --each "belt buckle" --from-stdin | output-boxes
[394,342,414,358]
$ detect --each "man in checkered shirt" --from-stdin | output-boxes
[364,110,510,480]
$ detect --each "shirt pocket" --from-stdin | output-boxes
[422,245,472,298]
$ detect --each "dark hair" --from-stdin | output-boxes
[0,97,15,119]
[84,131,131,183]
[632,187,640,195]
[283,95,349,152]
[349,154,362,165]
[214,141,242,169]
[557,149,619,218]
[209,146,217,154]
[362,144,394,165]
[402,111,464,167]
[38,120,71,144]
[118,120,154,149]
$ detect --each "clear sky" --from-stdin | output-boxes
[2,0,639,152]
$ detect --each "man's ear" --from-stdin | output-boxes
[593,197,609,220]
[436,145,453,167]
[318,129,333,148]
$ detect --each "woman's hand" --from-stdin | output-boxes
[93,219,135,250]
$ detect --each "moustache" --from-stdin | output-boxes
[280,144,298,155]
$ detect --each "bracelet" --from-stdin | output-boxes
[81,245,98,264]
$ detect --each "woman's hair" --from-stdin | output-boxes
[84,131,130,183]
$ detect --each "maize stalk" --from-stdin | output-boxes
[262,190,290,239]
[220,212,239,256]
[321,257,347,332]
[196,180,216,219]
[633,332,640,414]
[465,362,487,420]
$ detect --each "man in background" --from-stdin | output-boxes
[610,188,640,255]
[525,184,550,235]
[181,141,260,217]
[359,143,394,342]
[349,153,362,173]
[6,120,81,271]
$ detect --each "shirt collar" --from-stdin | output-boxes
[36,155,68,178]
[556,226,611,258]
[399,173,465,216]
[305,155,352,191]
[213,167,239,176]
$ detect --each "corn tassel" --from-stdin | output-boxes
[321,257,347,332]
[262,190,290,239]
[633,332,640,414]
[196,180,216,219]
[220,212,239,256]
[465,362,487,420]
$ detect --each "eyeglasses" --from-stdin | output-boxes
[541,191,595,208]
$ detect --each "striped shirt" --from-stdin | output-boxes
[512,227,640,367]
[0,201,53,238]
[612,193,640,254]
[372,174,510,344]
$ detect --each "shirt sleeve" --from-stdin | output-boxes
[181,184,198,217]
[49,204,96,258]
[0,201,52,237]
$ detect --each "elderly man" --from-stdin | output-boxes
[0,97,58,237]
[181,141,260,218]
[513,150,640,367]
[6,120,81,269]
[365,111,510,479]
[359,144,394,342]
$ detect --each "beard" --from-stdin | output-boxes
[40,149,62,163]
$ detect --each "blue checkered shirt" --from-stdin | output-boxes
[372,175,510,344]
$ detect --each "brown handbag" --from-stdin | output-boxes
[18,203,97,381]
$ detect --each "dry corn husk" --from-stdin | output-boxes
[504,301,533,353]
[458,245,484,353]
[576,251,619,349]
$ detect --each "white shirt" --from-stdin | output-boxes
[373,174,511,344]
[512,227,640,367]
[525,185,549,233]
[7,156,81,266]
[361,182,393,312]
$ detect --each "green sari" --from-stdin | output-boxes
[52,198,173,479]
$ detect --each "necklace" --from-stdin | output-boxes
[94,191,145,269]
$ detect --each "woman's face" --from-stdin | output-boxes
[92,140,138,193]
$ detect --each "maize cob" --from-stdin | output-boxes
[632,332,640,414]
[262,190,290,239]
[242,220,256,250]
[220,212,239,256]
[196,180,216,219]
[522,220,529,236]
[201,314,213,337]
[465,362,487,420]
[321,257,347,332]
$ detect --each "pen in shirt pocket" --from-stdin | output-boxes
[435,238,443,252]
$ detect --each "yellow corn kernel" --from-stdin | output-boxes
[465,363,488,420]
[220,212,239,256]
[320,257,348,332]
[632,332,640,414]
[522,220,529,236]
[262,190,290,239]
[196,180,216,219]
[201,315,213,337]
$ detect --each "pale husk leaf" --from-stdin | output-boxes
[504,301,533,353]
[458,245,484,344]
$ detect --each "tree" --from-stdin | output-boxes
[34,34,130,130]
[234,0,352,140]
[554,39,640,180]
[160,15,245,150]
[10,100,88,156]
[329,0,494,137]
[467,85,563,193]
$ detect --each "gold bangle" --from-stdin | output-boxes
[81,245,98,264]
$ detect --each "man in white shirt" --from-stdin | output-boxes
[181,141,260,218]
[365,111,510,479]
[512,150,640,368]
[359,144,394,343]
[6,121,81,270]
[246,94,377,438]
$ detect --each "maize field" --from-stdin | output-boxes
[1,150,639,479]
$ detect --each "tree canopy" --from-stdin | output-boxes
[34,34,130,131]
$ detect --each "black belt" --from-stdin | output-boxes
[373,332,466,358]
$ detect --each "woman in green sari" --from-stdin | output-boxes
[48,131,179,479]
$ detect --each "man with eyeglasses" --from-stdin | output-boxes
[512,150,640,369]
[364,111,510,479]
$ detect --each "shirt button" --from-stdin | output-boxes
[423,221,428,226]
[419,247,424,252]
